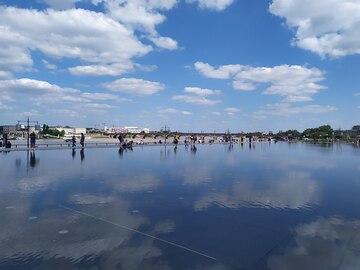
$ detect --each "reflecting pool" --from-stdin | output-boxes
[1,142,360,270]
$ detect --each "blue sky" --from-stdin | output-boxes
[0,0,359,132]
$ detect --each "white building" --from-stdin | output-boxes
[125,127,142,133]
[54,127,86,135]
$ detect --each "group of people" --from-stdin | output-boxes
[0,140,12,148]
[71,133,85,148]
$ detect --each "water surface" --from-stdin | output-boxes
[1,142,360,270]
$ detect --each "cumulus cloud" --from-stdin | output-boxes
[224,107,240,115]
[102,78,166,95]
[187,0,235,11]
[0,7,151,76]
[42,60,58,71]
[149,35,178,50]
[254,103,337,118]
[269,0,360,58]
[184,86,221,96]
[0,78,75,95]
[195,62,326,103]
[172,86,221,105]
[0,78,128,112]
[95,0,179,49]
[157,107,192,115]
[195,61,243,79]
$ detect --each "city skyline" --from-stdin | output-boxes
[0,0,359,132]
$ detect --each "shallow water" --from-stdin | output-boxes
[1,142,360,270]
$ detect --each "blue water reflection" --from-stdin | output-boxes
[1,142,360,269]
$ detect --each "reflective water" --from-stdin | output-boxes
[1,142,360,270]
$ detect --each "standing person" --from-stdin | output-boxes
[72,135,76,147]
[30,132,36,149]
[80,133,85,148]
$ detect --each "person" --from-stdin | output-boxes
[80,133,85,148]
[118,134,124,144]
[72,135,76,147]
[5,140,11,148]
[30,132,36,148]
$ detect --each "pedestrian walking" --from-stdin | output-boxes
[30,132,36,149]
[80,133,85,148]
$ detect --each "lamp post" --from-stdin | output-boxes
[162,125,169,145]
[17,117,39,148]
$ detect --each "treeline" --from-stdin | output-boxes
[39,124,65,137]
[276,125,353,140]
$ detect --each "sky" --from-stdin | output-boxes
[0,0,359,133]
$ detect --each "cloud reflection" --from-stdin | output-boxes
[268,217,360,270]
[194,171,319,210]
[0,191,180,269]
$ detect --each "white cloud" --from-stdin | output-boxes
[102,78,166,95]
[42,60,58,70]
[83,103,118,109]
[224,107,240,114]
[157,107,192,115]
[96,0,179,49]
[0,78,74,95]
[181,111,192,115]
[69,63,134,76]
[157,108,179,114]
[212,111,221,115]
[0,78,128,112]
[196,62,326,102]
[354,92,360,96]
[0,101,10,110]
[194,61,243,79]
[149,36,178,50]
[0,70,12,79]
[0,7,151,76]
[172,86,222,105]
[172,95,221,105]
[184,86,221,96]
[235,65,326,102]
[254,103,337,117]
[269,0,360,58]
[187,0,235,11]
[81,92,129,102]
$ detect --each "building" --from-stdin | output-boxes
[125,127,142,133]
[0,125,17,135]
[53,126,86,135]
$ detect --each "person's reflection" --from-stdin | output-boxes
[29,151,37,167]
[118,146,124,158]
[191,144,197,155]
[80,148,85,162]
[72,148,76,159]
[15,158,21,167]
[227,144,233,152]
[173,145,177,155]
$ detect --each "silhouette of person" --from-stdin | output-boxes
[80,148,85,162]
[30,151,37,167]
[80,133,85,148]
